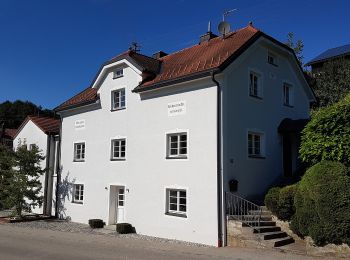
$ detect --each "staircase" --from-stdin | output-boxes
[226,193,294,248]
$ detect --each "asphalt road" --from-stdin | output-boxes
[0,225,323,260]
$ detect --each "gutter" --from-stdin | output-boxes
[211,70,224,247]
[43,135,51,215]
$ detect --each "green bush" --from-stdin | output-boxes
[300,94,350,166]
[277,184,297,221]
[291,161,350,246]
[264,187,281,215]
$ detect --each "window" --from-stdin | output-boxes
[268,52,277,66]
[167,132,187,158]
[29,144,35,150]
[249,72,262,98]
[166,189,187,216]
[111,89,126,110]
[72,184,84,204]
[248,132,264,158]
[283,83,293,106]
[111,139,126,160]
[113,68,124,79]
[74,142,85,162]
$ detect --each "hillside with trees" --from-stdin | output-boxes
[0,100,55,129]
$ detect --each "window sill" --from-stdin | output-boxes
[268,62,278,67]
[113,75,124,79]
[166,156,188,160]
[110,158,126,161]
[165,212,187,218]
[110,107,126,112]
[283,104,294,108]
[72,201,83,205]
[248,155,266,159]
[249,95,263,100]
[73,160,85,163]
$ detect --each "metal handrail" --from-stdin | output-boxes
[225,192,262,230]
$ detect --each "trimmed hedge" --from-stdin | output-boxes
[290,161,350,246]
[116,223,133,234]
[264,187,280,216]
[264,185,297,221]
[88,219,104,228]
[277,184,297,221]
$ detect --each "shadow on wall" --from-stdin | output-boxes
[52,169,75,221]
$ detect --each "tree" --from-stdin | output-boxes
[0,100,55,129]
[299,94,350,166]
[286,32,304,66]
[313,58,350,107]
[0,144,15,210]
[5,144,45,217]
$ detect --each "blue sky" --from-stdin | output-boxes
[0,0,349,109]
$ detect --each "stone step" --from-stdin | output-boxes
[269,236,295,247]
[228,215,272,221]
[260,231,288,240]
[253,226,281,233]
[242,220,276,227]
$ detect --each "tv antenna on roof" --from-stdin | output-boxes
[218,9,237,36]
[129,41,141,53]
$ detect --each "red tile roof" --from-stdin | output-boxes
[56,24,276,110]
[0,128,17,139]
[14,116,60,138]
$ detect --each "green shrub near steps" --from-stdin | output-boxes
[264,187,280,216]
[290,161,350,246]
[277,184,297,221]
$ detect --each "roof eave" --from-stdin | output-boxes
[54,99,99,113]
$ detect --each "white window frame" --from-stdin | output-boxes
[74,142,85,162]
[283,82,293,107]
[72,184,84,204]
[166,132,188,159]
[111,88,126,111]
[113,68,124,79]
[111,138,126,160]
[267,51,278,66]
[247,131,265,158]
[166,188,187,217]
[249,70,263,99]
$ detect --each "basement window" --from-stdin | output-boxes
[166,189,187,217]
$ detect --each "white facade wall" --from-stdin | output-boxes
[222,39,310,200]
[13,120,48,214]
[59,64,219,246]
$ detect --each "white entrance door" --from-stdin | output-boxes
[116,187,125,223]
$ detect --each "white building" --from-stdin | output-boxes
[54,23,315,246]
[13,116,60,216]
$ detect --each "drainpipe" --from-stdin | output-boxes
[211,70,225,247]
[55,117,62,219]
[43,135,51,215]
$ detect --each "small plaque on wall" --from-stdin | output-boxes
[168,101,186,117]
[75,119,85,130]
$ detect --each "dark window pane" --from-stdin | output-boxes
[179,191,186,197]
[169,204,177,211]
[170,149,178,155]
[170,197,177,204]
[180,148,187,155]
[169,190,177,197]
[170,136,178,142]
[180,134,187,141]
[179,205,186,212]
[179,198,186,204]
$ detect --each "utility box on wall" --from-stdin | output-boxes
[229,179,238,192]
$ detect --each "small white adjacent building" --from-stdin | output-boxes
[13,116,60,216]
[54,23,315,246]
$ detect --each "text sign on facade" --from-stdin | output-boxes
[168,101,186,117]
[75,120,85,130]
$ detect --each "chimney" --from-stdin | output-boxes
[152,51,168,59]
[199,21,217,44]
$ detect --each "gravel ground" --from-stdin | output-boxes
[3,219,209,248]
